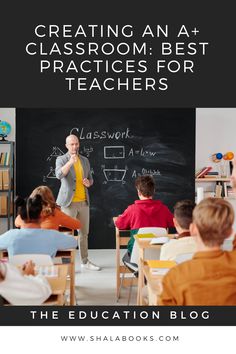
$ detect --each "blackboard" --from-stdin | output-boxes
[16,108,195,248]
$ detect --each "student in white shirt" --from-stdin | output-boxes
[0,260,51,305]
[160,200,196,261]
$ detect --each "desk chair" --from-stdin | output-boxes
[114,224,168,304]
[174,252,193,264]
[9,253,75,305]
[9,254,53,266]
[137,227,167,235]
[55,249,76,305]
[222,239,233,251]
[114,222,138,304]
[58,226,78,236]
[43,264,68,305]
[2,263,69,306]
[58,227,79,305]
[131,227,167,264]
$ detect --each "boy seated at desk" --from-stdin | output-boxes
[159,198,236,305]
[115,175,174,268]
[160,200,196,261]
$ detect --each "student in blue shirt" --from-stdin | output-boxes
[0,194,77,257]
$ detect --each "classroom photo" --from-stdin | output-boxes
[1,107,236,306]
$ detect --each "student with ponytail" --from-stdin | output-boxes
[0,194,77,257]
[15,185,81,231]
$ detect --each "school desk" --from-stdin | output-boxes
[135,235,174,305]
[0,248,76,306]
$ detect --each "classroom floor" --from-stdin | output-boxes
[74,249,137,306]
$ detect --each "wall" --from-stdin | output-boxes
[196,108,236,171]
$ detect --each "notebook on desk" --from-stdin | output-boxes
[136,234,169,244]
[136,233,155,240]
[147,260,176,275]
[150,236,170,244]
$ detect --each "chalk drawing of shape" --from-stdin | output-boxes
[47,147,65,161]
[103,168,127,182]
[46,167,56,179]
[104,146,125,159]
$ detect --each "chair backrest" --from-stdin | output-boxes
[130,227,168,264]
[43,264,68,305]
[222,239,233,251]
[174,252,193,264]
[9,254,53,266]
[113,219,136,299]
[137,227,167,236]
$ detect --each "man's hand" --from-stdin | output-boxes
[83,178,91,187]
[69,154,78,166]
[22,260,36,276]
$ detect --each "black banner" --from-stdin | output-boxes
[0,306,235,326]
[0,2,235,107]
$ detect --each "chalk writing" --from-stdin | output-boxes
[132,168,161,178]
[128,147,157,158]
[80,145,94,158]
[70,127,133,140]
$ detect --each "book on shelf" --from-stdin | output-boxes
[195,168,203,178]
[0,152,10,166]
[2,170,9,190]
[204,172,219,178]
[224,182,228,198]
[0,152,9,166]
[224,184,236,198]
[215,184,223,198]
[0,153,4,165]
[195,166,212,178]
[5,152,10,166]
[230,161,233,175]
[0,195,7,215]
[146,260,176,275]
[0,170,2,190]
[206,171,219,175]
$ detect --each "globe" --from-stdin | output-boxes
[0,121,11,140]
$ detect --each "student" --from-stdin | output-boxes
[15,185,81,231]
[159,198,236,305]
[0,195,77,257]
[0,260,51,305]
[160,200,196,260]
[115,175,174,262]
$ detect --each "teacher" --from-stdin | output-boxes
[55,134,101,271]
